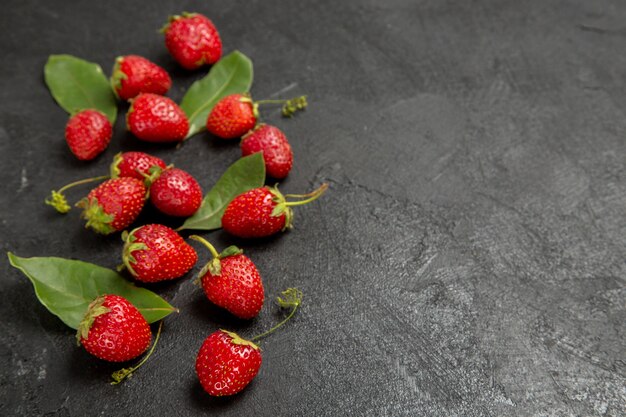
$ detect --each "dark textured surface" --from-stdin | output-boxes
[1,0,625,415]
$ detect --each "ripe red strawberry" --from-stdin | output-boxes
[149,168,202,217]
[65,109,112,161]
[206,93,257,139]
[110,151,167,180]
[111,55,172,101]
[122,224,198,283]
[77,177,147,234]
[127,93,189,142]
[163,13,222,70]
[241,124,293,179]
[221,183,328,238]
[196,330,261,396]
[77,294,152,362]
[190,236,264,319]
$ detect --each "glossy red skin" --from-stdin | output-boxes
[80,295,152,362]
[113,55,172,100]
[241,125,293,179]
[164,13,222,70]
[126,224,198,282]
[201,254,264,319]
[206,94,256,139]
[65,110,112,160]
[222,187,285,238]
[127,93,189,142]
[196,330,262,396]
[86,177,147,232]
[115,152,167,180]
[150,168,202,217]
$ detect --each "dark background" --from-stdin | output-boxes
[1,0,625,415]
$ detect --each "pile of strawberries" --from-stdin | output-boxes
[38,12,327,396]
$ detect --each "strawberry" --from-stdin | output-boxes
[149,168,202,217]
[110,55,172,101]
[127,93,189,142]
[110,151,167,180]
[122,224,198,283]
[195,288,303,396]
[190,236,264,319]
[163,13,222,70]
[65,109,112,161]
[241,124,293,179]
[77,294,151,362]
[221,183,328,238]
[77,177,147,234]
[206,94,257,139]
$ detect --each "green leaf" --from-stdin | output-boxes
[178,153,265,231]
[44,54,117,123]
[180,50,253,138]
[7,253,176,329]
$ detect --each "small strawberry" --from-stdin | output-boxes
[241,124,293,179]
[206,94,307,139]
[221,183,328,238]
[110,151,167,180]
[127,93,189,142]
[110,55,172,101]
[65,109,112,161]
[149,168,202,217]
[122,224,198,283]
[162,12,222,70]
[77,294,151,362]
[77,177,147,234]
[196,288,302,396]
[190,235,264,319]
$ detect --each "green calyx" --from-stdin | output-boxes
[189,235,243,281]
[45,190,71,214]
[109,152,123,178]
[221,329,260,350]
[281,95,308,117]
[76,295,110,345]
[269,183,329,230]
[121,228,148,278]
[77,197,116,235]
[160,11,197,33]
[239,93,260,120]
[109,57,126,98]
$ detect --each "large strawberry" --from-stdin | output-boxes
[196,288,302,396]
[162,13,222,70]
[111,55,172,101]
[190,235,264,319]
[221,183,328,238]
[65,109,112,161]
[122,224,197,283]
[77,294,152,362]
[127,93,189,142]
[110,151,167,180]
[149,168,202,217]
[241,124,293,179]
[77,177,147,234]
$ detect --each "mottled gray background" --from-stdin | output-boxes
[1,0,625,416]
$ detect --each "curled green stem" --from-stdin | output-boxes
[251,288,303,342]
[285,183,328,207]
[111,321,163,385]
[45,175,109,214]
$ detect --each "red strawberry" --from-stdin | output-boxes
[241,124,293,179]
[196,330,261,396]
[122,224,198,283]
[65,109,112,161]
[206,94,257,139]
[77,294,152,362]
[110,151,167,180]
[163,13,222,70]
[221,183,328,238]
[77,177,147,234]
[127,93,189,142]
[190,236,264,319]
[149,168,202,217]
[111,55,172,101]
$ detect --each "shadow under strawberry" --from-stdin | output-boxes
[187,293,259,331]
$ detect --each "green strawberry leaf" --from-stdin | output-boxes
[7,253,177,329]
[178,153,265,231]
[44,54,117,123]
[180,50,253,139]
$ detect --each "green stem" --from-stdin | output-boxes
[189,235,220,259]
[57,175,110,194]
[285,183,328,207]
[111,321,163,385]
[250,288,303,342]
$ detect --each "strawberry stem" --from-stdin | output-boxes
[284,183,328,207]
[111,320,163,385]
[254,95,308,117]
[45,175,110,214]
[250,288,303,342]
[189,235,222,277]
[189,235,220,259]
